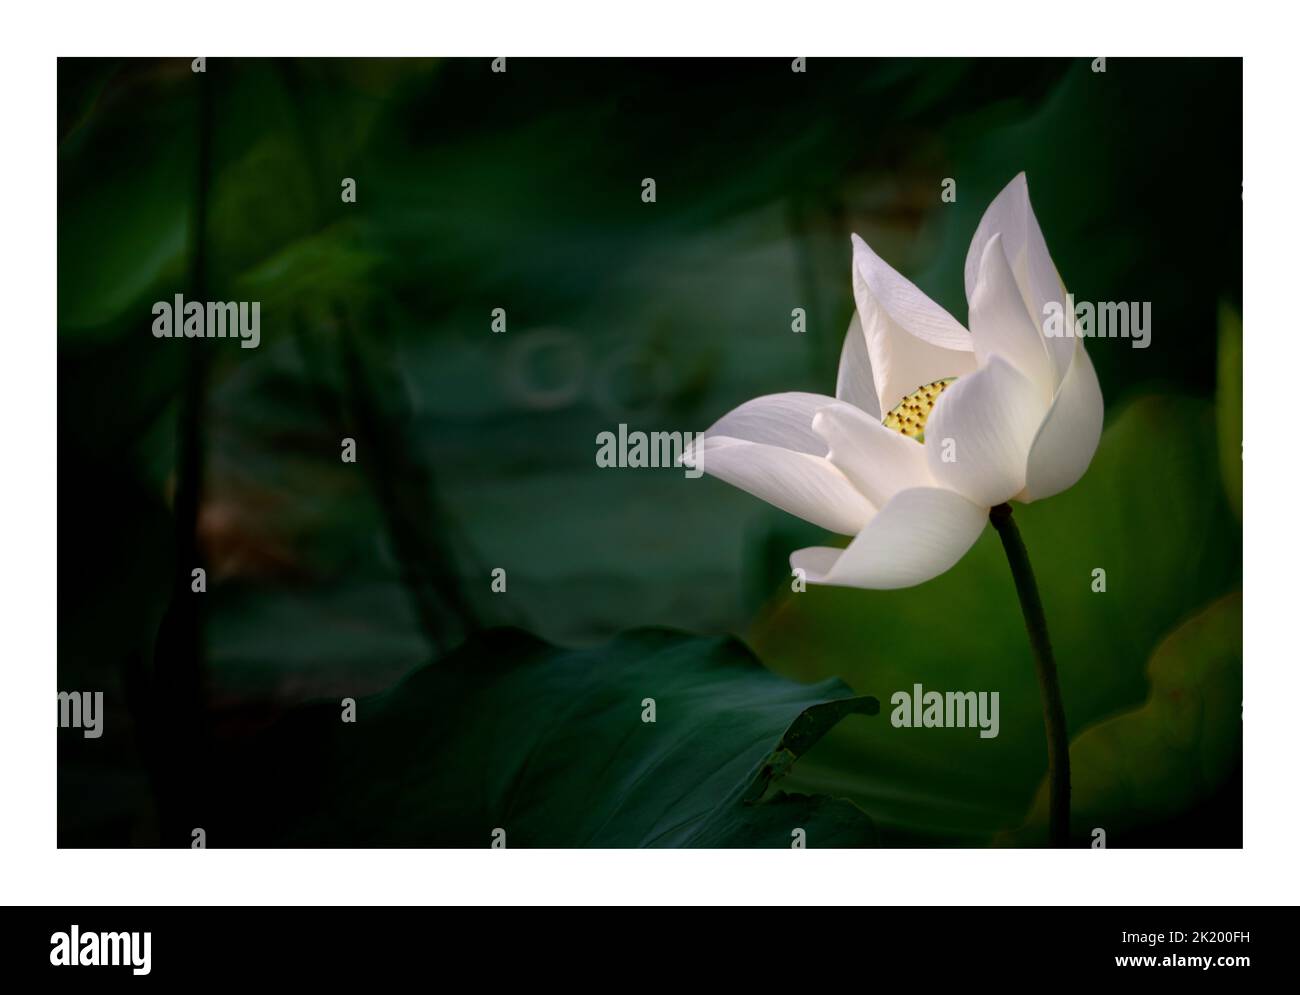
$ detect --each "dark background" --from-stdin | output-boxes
[58,58,1242,846]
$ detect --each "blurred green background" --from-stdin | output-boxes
[58,58,1241,847]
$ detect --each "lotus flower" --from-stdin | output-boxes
[688,174,1104,589]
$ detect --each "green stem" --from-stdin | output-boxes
[989,503,1071,847]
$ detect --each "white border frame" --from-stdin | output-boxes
[5,1,1293,905]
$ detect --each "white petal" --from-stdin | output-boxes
[1019,339,1104,502]
[834,311,881,418]
[689,437,873,536]
[924,357,1048,507]
[963,173,1073,385]
[811,400,934,508]
[851,234,976,414]
[790,487,988,590]
[969,234,1056,402]
[700,391,835,455]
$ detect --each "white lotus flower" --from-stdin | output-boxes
[688,173,1104,590]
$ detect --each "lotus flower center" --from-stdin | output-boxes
[882,377,956,442]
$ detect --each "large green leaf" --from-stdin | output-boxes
[209,627,880,846]
[1217,302,1243,520]
[1005,592,1241,846]
[749,394,1241,844]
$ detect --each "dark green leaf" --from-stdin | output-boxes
[211,627,880,847]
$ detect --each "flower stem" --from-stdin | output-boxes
[989,503,1071,847]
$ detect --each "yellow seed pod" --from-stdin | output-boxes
[882,378,956,442]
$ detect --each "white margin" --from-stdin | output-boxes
[2,1,1293,906]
